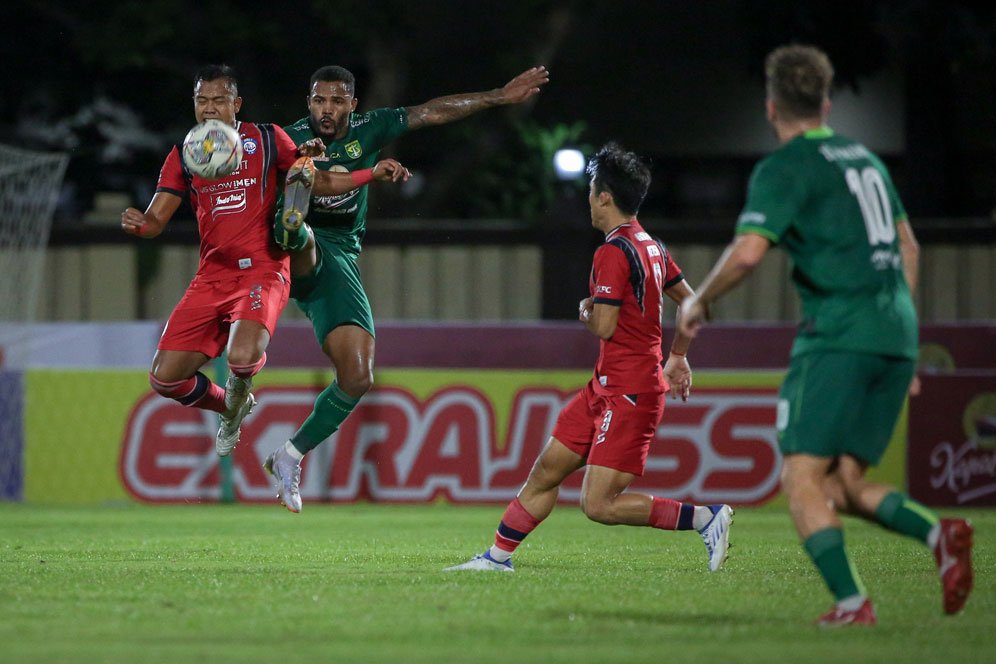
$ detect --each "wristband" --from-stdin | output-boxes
[669,350,685,357]
[350,168,375,187]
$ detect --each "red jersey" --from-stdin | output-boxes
[155,122,298,281]
[590,220,684,395]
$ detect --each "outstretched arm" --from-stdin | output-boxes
[311,158,411,196]
[405,66,549,130]
[121,192,182,239]
[678,232,771,338]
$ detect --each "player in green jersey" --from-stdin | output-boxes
[678,45,973,625]
[263,65,550,513]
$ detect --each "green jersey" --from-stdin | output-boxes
[280,108,409,253]
[736,127,918,360]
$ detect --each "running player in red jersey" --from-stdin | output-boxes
[120,65,409,457]
[446,144,733,573]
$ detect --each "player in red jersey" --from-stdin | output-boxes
[445,144,733,573]
[121,65,409,457]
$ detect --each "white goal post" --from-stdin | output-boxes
[0,144,69,322]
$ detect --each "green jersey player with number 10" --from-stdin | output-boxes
[679,44,973,625]
[263,65,549,512]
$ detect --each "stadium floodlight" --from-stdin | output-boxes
[553,148,586,180]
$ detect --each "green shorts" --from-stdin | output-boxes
[290,237,375,345]
[776,351,914,466]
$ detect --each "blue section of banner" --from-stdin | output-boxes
[0,370,24,500]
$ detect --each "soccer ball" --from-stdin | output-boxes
[181,119,243,179]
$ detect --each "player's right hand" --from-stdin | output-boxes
[121,207,147,236]
[373,159,411,183]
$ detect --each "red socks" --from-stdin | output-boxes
[149,372,226,413]
[494,498,542,553]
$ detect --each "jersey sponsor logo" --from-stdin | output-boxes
[870,248,902,270]
[350,115,372,128]
[201,177,257,193]
[738,211,766,225]
[634,231,652,242]
[242,138,258,155]
[596,285,613,294]
[209,188,247,218]
[312,165,358,210]
[344,140,362,159]
[119,385,782,505]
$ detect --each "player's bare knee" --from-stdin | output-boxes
[226,346,263,369]
[338,369,372,398]
[149,371,172,395]
[580,494,616,524]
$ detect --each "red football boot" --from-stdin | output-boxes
[816,598,877,627]
[934,518,974,615]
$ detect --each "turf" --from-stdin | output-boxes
[1,504,992,663]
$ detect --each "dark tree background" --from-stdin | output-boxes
[4,0,994,223]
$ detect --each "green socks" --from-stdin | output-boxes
[875,491,938,544]
[277,222,311,252]
[290,381,360,455]
[804,528,865,601]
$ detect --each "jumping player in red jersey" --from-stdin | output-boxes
[121,64,409,458]
[445,143,733,573]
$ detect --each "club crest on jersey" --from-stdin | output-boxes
[241,138,258,155]
[344,140,362,159]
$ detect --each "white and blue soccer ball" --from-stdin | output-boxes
[181,119,243,179]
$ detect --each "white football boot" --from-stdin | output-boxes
[215,375,255,456]
[698,504,734,572]
[443,551,514,572]
[263,446,303,513]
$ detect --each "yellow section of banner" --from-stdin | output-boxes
[24,370,144,504]
[22,368,907,503]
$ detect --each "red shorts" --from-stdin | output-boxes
[552,380,665,476]
[158,270,289,358]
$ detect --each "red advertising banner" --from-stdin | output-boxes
[120,382,782,506]
[907,374,996,506]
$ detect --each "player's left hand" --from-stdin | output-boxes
[501,66,550,104]
[678,295,708,338]
[297,137,326,157]
[578,297,593,323]
[663,354,692,401]
[373,159,411,183]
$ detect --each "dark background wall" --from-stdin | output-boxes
[5,0,994,224]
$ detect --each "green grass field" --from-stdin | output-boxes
[1,503,992,664]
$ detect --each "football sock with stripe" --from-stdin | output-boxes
[290,381,360,455]
[648,497,712,530]
[874,491,939,546]
[490,498,542,562]
[149,372,226,413]
[804,527,865,602]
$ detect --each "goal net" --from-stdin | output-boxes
[0,144,68,500]
[0,144,69,322]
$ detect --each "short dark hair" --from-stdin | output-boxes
[310,66,356,95]
[194,64,239,96]
[765,45,834,120]
[586,143,651,217]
